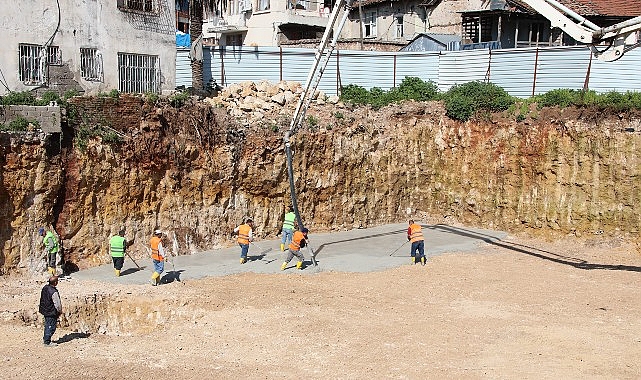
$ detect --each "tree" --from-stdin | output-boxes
[189,0,204,90]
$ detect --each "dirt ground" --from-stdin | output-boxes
[1,233,640,379]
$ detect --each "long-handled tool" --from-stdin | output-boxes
[388,240,409,257]
[125,251,141,269]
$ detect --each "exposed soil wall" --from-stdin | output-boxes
[2,91,641,274]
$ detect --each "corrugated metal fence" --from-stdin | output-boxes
[176,45,641,97]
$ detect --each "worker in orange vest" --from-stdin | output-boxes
[150,230,166,285]
[281,227,308,271]
[407,220,426,265]
[234,218,254,264]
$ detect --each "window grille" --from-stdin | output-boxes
[395,15,404,39]
[47,46,63,66]
[80,48,104,82]
[19,44,46,85]
[118,52,160,94]
[117,0,156,13]
[258,0,269,11]
[363,11,377,38]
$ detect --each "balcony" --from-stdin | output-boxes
[205,15,248,34]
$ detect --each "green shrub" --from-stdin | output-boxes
[340,84,370,105]
[396,76,439,101]
[333,111,344,120]
[144,91,159,105]
[442,81,513,121]
[0,116,38,131]
[306,115,318,127]
[74,124,123,152]
[169,91,190,108]
[108,89,120,99]
[63,89,80,100]
[1,91,36,105]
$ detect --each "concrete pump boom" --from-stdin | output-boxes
[283,0,353,265]
[521,0,641,61]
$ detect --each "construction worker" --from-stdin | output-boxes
[150,230,166,286]
[234,218,254,264]
[39,228,59,276]
[109,230,128,277]
[281,227,308,271]
[407,220,426,265]
[280,208,296,251]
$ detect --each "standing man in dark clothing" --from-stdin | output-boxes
[39,276,62,347]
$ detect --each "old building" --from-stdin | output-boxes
[0,0,176,96]
[197,0,337,46]
[341,0,486,47]
[460,0,641,50]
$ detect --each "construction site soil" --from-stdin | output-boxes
[1,230,640,379]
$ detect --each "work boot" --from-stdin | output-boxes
[151,272,160,286]
[411,257,416,265]
[280,262,287,271]
[240,257,246,264]
[280,243,285,252]
[43,342,58,347]
[296,261,303,270]
[115,269,120,277]
[421,256,426,266]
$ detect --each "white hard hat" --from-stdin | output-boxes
[154,230,162,235]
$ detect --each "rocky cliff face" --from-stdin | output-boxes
[2,86,640,274]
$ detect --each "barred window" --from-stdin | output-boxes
[19,44,46,85]
[117,0,155,13]
[80,48,103,82]
[47,46,62,66]
[118,53,159,93]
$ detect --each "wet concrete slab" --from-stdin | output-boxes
[72,223,507,284]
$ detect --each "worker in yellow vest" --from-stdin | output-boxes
[280,208,296,251]
[150,230,166,286]
[234,218,254,264]
[407,220,426,265]
[281,227,308,271]
[39,228,59,276]
[109,229,128,277]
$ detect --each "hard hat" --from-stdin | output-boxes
[38,228,45,235]
[154,230,162,235]
[301,227,309,233]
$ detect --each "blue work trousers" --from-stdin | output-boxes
[43,316,58,344]
[410,240,425,259]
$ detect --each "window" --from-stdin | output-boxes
[19,44,46,85]
[226,34,244,46]
[363,11,377,38]
[117,0,155,13]
[118,53,159,93]
[229,0,242,15]
[395,15,404,39]
[80,48,103,82]
[47,46,62,66]
[288,0,310,10]
[462,15,493,43]
[258,0,269,11]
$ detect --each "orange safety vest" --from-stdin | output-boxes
[150,236,163,261]
[409,224,424,243]
[237,224,251,245]
[289,231,306,251]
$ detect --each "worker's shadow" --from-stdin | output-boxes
[247,253,267,262]
[56,332,90,344]
[161,270,184,284]
[120,266,146,276]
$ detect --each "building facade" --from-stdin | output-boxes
[0,0,176,96]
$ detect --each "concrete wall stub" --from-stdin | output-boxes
[1,105,62,133]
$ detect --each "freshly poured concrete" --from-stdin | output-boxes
[72,223,507,284]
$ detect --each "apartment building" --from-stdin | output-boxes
[0,0,176,96]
